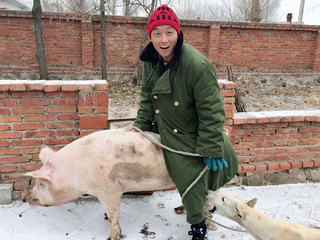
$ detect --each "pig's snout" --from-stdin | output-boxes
[21,190,41,205]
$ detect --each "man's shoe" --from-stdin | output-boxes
[188,219,208,240]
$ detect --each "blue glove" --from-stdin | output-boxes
[203,157,228,171]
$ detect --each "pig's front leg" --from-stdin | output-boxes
[98,191,123,240]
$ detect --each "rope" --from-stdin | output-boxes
[205,213,247,232]
[133,127,207,202]
[133,127,247,233]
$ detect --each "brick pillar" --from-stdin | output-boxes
[313,30,320,71]
[78,81,109,136]
[81,17,94,69]
[208,25,221,69]
[0,80,108,199]
[218,80,236,128]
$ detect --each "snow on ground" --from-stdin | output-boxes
[1,182,320,240]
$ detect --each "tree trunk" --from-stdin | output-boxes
[100,0,107,80]
[32,0,49,80]
[134,0,157,86]
[123,0,130,16]
[227,65,246,112]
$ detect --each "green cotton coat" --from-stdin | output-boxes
[134,43,238,223]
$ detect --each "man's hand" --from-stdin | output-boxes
[203,157,228,171]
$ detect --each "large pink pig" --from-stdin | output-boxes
[23,129,174,240]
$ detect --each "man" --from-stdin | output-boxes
[133,5,238,240]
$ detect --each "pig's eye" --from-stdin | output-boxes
[222,197,226,202]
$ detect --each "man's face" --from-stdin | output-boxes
[150,25,178,62]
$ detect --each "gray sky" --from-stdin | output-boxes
[20,0,320,25]
[278,0,320,25]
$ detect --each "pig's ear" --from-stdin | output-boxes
[24,169,52,183]
[39,146,55,164]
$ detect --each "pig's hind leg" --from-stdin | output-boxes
[98,191,124,240]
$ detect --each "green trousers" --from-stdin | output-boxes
[163,133,238,224]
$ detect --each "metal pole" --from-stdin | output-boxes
[298,0,305,23]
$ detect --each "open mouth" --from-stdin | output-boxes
[209,206,217,213]
[160,46,170,50]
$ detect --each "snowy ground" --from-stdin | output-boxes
[1,182,320,240]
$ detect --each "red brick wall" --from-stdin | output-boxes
[0,80,108,197]
[0,11,319,78]
[232,111,320,173]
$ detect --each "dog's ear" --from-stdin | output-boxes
[247,198,257,208]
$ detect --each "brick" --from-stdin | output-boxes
[54,99,77,106]
[27,83,45,91]
[0,116,22,123]
[47,122,75,129]
[298,139,319,145]
[299,127,320,133]
[13,108,45,114]
[302,161,315,168]
[10,83,26,91]
[290,161,303,169]
[44,84,60,92]
[12,92,43,99]
[0,100,17,107]
[80,116,108,130]
[79,107,94,114]
[0,109,10,115]
[57,114,79,121]
[0,125,10,131]
[19,99,50,106]
[314,160,320,167]
[24,116,55,122]
[255,164,268,172]
[95,84,108,91]
[279,162,291,170]
[237,165,243,173]
[242,165,256,172]
[0,156,29,163]
[0,132,23,139]
[0,165,17,173]
[267,163,280,171]
[13,123,44,131]
[61,84,77,91]
[44,138,76,145]
[55,130,79,137]
[25,131,51,138]
[14,180,30,190]
[11,140,43,146]
[77,83,95,91]
[0,140,10,147]
[47,107,77,113]
[18,163,43,172]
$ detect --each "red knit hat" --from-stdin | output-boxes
[147,4,180,38]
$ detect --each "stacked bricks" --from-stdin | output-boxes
[0,11,319,78]
[218,79,236,128]
[0,80,108,198]
[232,110,320,173]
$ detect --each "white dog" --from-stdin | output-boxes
[207,190,320,240]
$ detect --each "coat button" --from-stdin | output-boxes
[153,95,158,99]
[155,109,160,114]
[173,129,178,134]
[174,101,179,106]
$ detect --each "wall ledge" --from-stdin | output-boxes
[0,80,108,92]
[233,110,320,125]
